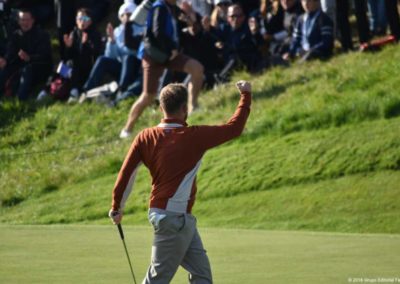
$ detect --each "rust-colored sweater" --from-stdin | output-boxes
[111,92,251,213]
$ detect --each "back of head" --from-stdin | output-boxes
[160,84,188,115]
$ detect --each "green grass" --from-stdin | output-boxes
[1,225,399,284]
[1,45,400,234]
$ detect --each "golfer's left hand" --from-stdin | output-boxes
[109,209,123,224]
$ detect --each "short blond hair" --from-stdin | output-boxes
[160,83,188,114]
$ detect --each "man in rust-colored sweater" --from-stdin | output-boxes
[109,80,251,283]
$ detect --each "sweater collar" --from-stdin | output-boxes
[158,118,188,128]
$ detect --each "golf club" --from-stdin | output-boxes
[117,223,137,284]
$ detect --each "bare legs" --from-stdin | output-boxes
[184,58,204,113]
[122,92,156,134]
[121,58,204,136]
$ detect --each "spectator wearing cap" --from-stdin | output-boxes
[64,8,102,102]
[284,0,333,61]
[79,2,144,104]
[0,9,52,100]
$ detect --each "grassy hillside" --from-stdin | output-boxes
[1,45,400,233]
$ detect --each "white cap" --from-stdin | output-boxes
[214,0,232,5]
[118,2,137,18]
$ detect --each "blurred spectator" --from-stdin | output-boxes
[0,0,13,56]
[232,0,261,16]
[178,0,212,17]
[79,2,144,104]
[264,0,304,55]
[214,4,265,82]
[119,0,204,138]
[180,7,222,88]
[263,0,284,40]
[248,12,269,58]
[0,9,52,100]
[276,0,303,54]
[210,0,231,35]
[368,0,387,36]
[55,0,110,60]
[320,0,335,27]
[336,0,353,51]
[65,8,102,102]
[340,1,376,48]
[354,0,371,44]
[284,0,334,62]
[385,0,400,40]
[11,0,54,26]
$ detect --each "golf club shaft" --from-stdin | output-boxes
[117,224,137,284]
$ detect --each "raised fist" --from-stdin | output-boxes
[236,80,251,93]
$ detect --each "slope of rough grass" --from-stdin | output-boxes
[1,45,400,233]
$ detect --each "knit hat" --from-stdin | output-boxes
[118,2,136,18]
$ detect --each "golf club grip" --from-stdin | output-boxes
[117,223,125,240]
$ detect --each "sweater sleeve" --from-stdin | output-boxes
[310,14,334,53]
[194,92,251,151]
[111,134,143,211]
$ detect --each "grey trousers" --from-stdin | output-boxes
[143,210,213,284]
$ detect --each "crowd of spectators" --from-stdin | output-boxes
[0,0,399,108]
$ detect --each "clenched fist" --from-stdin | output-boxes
[236,80,251,94]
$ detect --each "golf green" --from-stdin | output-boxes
[0,225,399,283]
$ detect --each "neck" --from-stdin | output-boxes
[164,115,186,121]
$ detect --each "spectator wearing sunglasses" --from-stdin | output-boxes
[79,2,144,104]
[64,8,102,102]
[214,3,265,83]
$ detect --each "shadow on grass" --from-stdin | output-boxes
[252,76,309,100]
[0,99,37,130]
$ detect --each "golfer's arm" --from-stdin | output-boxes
[112,138,142,211]
[197,91,251,150]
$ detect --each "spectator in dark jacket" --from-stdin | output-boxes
[217,4,264,74]
[180,8,223,88]
[210,0,231,37]
[284,0,333,61]
[0,9,52,100]
[64,8,102,102]
[273,0,303,55]
[55,0,109,59]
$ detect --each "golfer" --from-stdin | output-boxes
[109,80,252,283]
